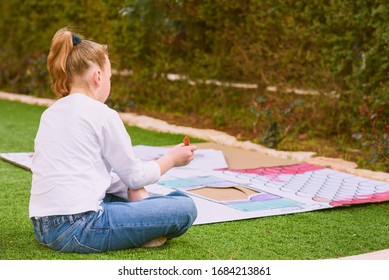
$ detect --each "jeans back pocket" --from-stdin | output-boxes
[60,235,101,254]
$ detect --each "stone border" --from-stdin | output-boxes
[1,91,388,182]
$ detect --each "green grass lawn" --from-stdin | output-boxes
[1,99,388,260]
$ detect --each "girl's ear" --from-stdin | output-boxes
[93,69,102,87]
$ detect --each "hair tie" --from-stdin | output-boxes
[72,34,82,46]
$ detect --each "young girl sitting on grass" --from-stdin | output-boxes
[29,27,198,253]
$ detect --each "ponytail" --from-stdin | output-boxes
[47,27,108,98]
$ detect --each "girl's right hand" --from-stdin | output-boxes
[167,143,197,167]
[156,144,197,174]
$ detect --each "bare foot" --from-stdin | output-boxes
[142,237,167,248]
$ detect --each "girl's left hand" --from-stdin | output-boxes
[128,187,150,201]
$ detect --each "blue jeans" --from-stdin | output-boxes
[31,190,197,253]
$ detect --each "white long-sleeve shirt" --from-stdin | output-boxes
[29,93,161,218]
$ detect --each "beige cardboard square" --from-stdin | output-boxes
[193,142,298,169]
[188,185,258,201]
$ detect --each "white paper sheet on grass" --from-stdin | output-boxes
[132,145,228,171]
[2,147,389,225]
[0,146,228,173]
[149,166,389,225]
[0,152,33,170]
[146,169,332,225]
[146,184,330,225]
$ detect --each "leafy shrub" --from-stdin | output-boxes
[0,0,387,168]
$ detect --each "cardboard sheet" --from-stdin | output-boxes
[193,142,299,169]
[188,185,258,202]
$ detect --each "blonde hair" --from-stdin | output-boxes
[47,27,109,98]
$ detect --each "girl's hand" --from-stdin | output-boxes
[128,187,150,201]
[156,144,197,174]
[167,143,197,167]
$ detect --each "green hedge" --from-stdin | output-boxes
[0,0,387,165]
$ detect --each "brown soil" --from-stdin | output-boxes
[133,108,256,141]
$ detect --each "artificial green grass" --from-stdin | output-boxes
[1,99,389,260]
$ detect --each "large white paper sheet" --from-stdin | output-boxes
[2,147,389,225]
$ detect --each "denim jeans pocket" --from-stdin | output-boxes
[32,217,74,246]
[60,235,101,254]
